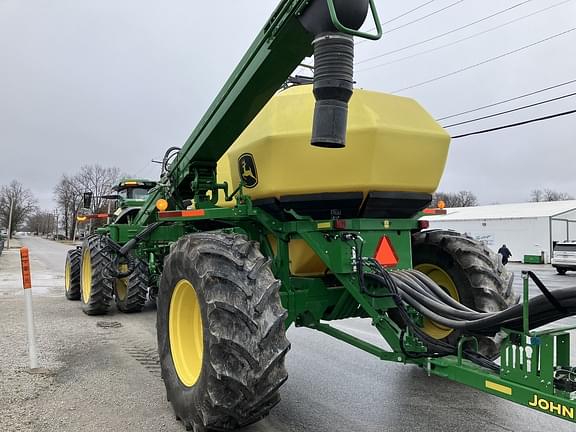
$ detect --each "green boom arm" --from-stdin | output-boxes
[134,1,311,226]
[132,0,379,225]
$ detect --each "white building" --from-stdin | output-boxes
[422,201,576,263]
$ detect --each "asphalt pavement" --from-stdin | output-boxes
[0,236,574,432]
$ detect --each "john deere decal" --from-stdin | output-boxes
[239,153,258,188]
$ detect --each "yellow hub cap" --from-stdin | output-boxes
[169,279,204,387]
[115,264,129,301]
[81,248,92,303]
[415,263,460,340]
[65,259,71,292]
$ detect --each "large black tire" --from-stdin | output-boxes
[80,235,114,315]
[115,259,149,313]
[64,249,81,300]
[157,233,290,431]
[412,230,518,358]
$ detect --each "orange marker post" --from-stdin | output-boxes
[20,248,32,289]
[20,248,38,369]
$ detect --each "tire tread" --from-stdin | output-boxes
[158,232,289,431]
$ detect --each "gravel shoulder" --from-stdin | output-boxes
[0,239,174,432]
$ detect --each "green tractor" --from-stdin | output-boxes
[110,179,158,217]
[64,178,157,313]
[64,1,576,430]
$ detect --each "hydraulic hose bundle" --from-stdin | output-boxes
[380,269,576,337]
[358,259,498,370]
[347,235,576,370]
[103,222,165,279]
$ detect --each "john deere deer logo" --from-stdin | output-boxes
[238,153,258,188]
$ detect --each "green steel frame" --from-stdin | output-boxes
[106,198,576,424]
[98,0,576,425]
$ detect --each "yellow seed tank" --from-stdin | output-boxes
[218,85,450,206]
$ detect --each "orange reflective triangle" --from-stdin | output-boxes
[374,236,399,267]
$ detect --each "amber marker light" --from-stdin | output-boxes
[156,199,169,212]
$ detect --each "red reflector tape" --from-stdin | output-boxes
[374,236,399,267]
[82,213,110,220]
[181,210,206,217]
[422,208,447,215]
[159,209,206,218]
[334,219,347,230]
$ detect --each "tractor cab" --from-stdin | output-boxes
[113,179,156,209]
[109,179,157,225]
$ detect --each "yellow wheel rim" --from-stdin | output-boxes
[65,258,71,292]
[169,279,204,387]
[81,248,92,303]
[115,264,129,301]
[415,263,460,340]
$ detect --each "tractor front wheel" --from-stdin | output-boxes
[412,230,518,358]
[157,233,290,431]
[64,249,81,300]
[80,236,114,315]
[115,259,149,313]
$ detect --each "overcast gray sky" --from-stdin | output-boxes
[1,0,575,209]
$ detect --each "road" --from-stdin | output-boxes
[0,236,575,432]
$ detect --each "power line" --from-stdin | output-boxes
[381,0,466,36]
[356,0,536,65]
[451,108,576,139]
[437,78,576,120]
[357,0,571,72]
[391,27,576,94]
[382,0,437,26]
[356,0,437,44]
[443,91,576,128]
[133,161,154,177]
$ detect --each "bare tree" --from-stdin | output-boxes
[73,165,121,213]
[454,190,478,207]
[54,175,83,239]
[432,190,478,208]
[0,180,38,235]
[52,165,121,238]
[530,189,543,203]
[530,189,574,202]
[26,211,56,236]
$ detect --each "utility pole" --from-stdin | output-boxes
[72,219,78,243]
[53,210,59,239]
[107,200,112,225]
[6,197,14,249]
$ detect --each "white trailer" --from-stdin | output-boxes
[422,201,576,263]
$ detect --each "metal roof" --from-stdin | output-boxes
[423,200,576,221]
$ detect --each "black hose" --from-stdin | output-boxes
[345,235,501,370]
[105,222,165,279]
[357,254,576,371]
[363,271,499,371]
[162,147,181,175]
[103,239,136,279]
[374,268,576,336]
[405,270,478,313]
